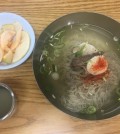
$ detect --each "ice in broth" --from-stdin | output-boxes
[39,23,120,114]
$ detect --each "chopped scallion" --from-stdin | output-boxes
[42,50,48,56]
[53,43,65,49]
[54,49,61,57]
[51,72,59,80]
[75,44,85,57]
[86,105,96,114]
[52,64,57,72]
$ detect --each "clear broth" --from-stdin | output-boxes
[39,24,120,114]
[0,86,13,119]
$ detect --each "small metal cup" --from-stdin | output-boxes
[0,83,15,121]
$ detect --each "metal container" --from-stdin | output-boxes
[33,12,120,120]
[0,83,15,121]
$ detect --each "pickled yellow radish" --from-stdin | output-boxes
[11,22,22,51]
[1,24,15,32]
[0,48,4,62]
[13,22,22,31]
[12,31,30,63]
[1,30,15,51]
[0,22,30,64]
[2,50,13,64]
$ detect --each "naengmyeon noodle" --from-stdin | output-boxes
[61,51,120,112]
[40,24,120,114]
[58,24,120,113]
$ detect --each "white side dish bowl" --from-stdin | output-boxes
[0,12,35,70]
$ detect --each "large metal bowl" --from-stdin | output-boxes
[33,12,120,120]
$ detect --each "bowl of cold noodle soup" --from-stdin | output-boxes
[33,12,120,120]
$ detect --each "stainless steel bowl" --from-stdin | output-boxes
[33,12,120,120]
[0,83,15,121]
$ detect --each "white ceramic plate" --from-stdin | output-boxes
[0,12,35,70]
